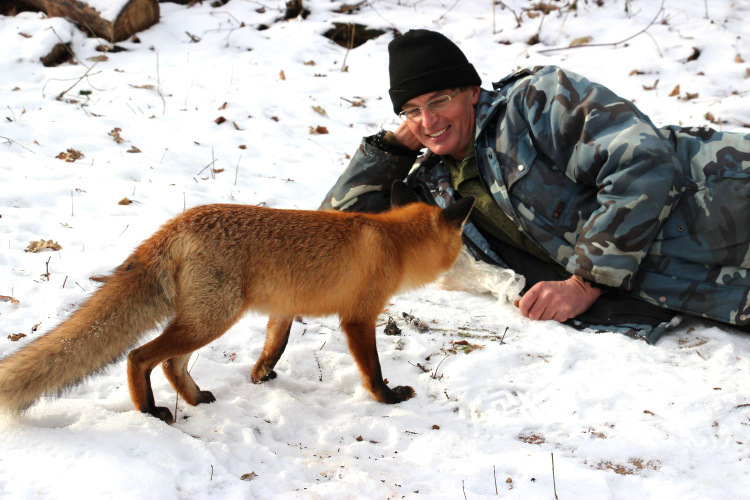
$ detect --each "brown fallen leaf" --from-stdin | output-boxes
[127,146,142,153]
[240,472,258,481]
[642,79,659,91]
[736,54,745,63]
[8,333,26,341]
[0,295,19,304]
[680,92,699,101]
[25,240,62,253]
[19,32,32,38]
[279,70,286,81]
[57,148,84,162]
[118,197,133,205]
[669,84,680,97]
[304,60,316,66]
[629,69,645,76]
[312,105,328,117]
[215,116,226,125]
[685,47,701,62]
[310,125,329,134]
[219,102,227,110]
[569,36,593,47]
[109,127,124,143]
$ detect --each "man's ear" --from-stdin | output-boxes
[442,196,475,228]
[390,180,421,208]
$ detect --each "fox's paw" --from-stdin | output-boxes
[149,406,174,423]
[392,385,416,402]
[251,369,277,384]
[196,390,216,404]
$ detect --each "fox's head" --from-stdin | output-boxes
[389,181,475,286]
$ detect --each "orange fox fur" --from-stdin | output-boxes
[0,183,474,422]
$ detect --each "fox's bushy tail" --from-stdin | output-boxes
[0,257,172,413]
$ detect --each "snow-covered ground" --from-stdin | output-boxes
[1,0,749,498]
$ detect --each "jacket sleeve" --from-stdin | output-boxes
[517,66,685,289]
[319,132,420,213]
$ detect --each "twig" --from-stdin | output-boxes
[314,352,323,381]
[210,464,214,481]
[551,452,559,499]
[63,276,68,288]
[55,63,101,101]
[499,326,509,344]
[45,256,51,281]
[47,27,89,69]
[431,354,450,379]
[494,465,498,494]
[119,225,129,237]
[75,282,86,292]
[496,1,522,28]
[235,153,242,186]
[341,23,355,72]
[41,71,104,99]
[156,53,166,115]
[434,0,461,23]
[408,361,430,373]
[538,0,665,54]
[0,135,36,154]
[196,159,218,176]
[462,480,467,500]
[6,105,16,122]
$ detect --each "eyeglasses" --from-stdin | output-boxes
[398,89,460,121]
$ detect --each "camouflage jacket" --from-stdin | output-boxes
[322,66,750,333]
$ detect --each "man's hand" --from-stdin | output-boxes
[514,276,601,323]
[392,121,424,151]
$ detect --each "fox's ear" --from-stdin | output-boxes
[390,180,420,208]
[442,196,475,228]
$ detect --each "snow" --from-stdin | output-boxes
[1,0,749,498]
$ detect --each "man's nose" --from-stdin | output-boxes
[421,107,438,127]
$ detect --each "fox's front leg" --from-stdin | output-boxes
[341,318,415,403]
[251,316,293,383]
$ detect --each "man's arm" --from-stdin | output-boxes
[320,123,421,212]
[511,67,684,320]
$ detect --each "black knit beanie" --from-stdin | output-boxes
[388,29,481,114]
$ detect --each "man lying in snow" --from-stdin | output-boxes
[321,29,750,343]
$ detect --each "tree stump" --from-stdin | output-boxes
[18,0,159,42]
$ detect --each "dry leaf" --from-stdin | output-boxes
[745,68,750,78]
[736,54,745,63]
[240,472,258,481]
[18,32,32,38]
[279,70,286,81]
[25,240,62,253]
[212,168,224,174]
[642,79,659,91]
[8,333,26,341]
[705,112,721,124]
[629,69,644,76]
[0,295,19,304]
[219,102,227,110]
[569,36,593,47]
[431,424,440,430]
[685,47,701,62]
[681,92,699,100]
[232,121,242,131]
[304,60,316,66]
[669,84,680,97]
[12,86,20,91]
[215,116,227,125]
[118,197,133,205]
[127,146,142,153]
[109,127,124,143]
[87,55,109,62]
[57,148,84,162]
[310,125,329,134]
[271,116,279,122]
[519,433,545,445]
[239,144,247,149]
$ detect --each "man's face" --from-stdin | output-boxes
[401,86,480,160]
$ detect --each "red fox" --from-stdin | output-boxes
[0,182,474,422]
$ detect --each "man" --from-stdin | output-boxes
[322,29,750,343]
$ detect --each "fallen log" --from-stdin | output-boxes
[18,0,159,42]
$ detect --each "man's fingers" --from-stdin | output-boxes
[518,290,538,317]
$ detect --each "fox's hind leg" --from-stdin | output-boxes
[162,352,216,406]
[251,315,293,383]
[341,317,415,404]
[127,314,240,422]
